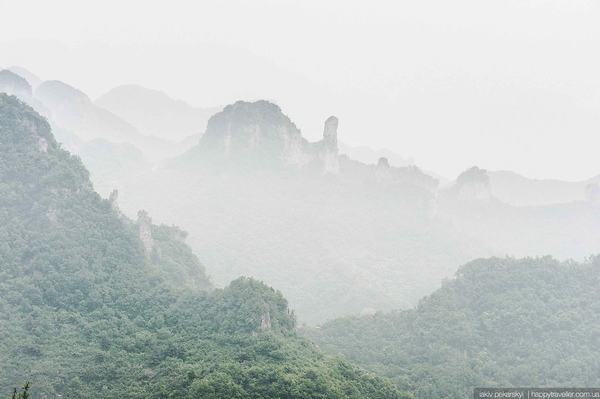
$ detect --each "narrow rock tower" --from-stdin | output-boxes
[321,116,339,174]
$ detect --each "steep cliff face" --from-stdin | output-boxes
[187,100,343,174]
[316,116,340,174]
[198,100,306,167]
[452,166,492,201]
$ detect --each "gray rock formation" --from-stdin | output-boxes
[375,157,392,182]
[453,166,492,201]
[318,116,340,174]
[260,311,272,330]
[189,101,342,174]
[137,210,154,257]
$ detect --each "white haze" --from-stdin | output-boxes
[1,0,600,180]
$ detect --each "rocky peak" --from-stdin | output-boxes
[453,166,492,201]
[198,100,305,167]
[375,157,392,182]
[193,101,345,174]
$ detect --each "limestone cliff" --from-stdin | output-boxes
[452,166,492,201]
[188,100,342,174]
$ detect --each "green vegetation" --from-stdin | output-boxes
[0,93,407,398]
[306,256,600,398]
[8,382,30,399]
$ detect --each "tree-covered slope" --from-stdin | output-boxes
[0,94,407,398]
[306,256,600,398]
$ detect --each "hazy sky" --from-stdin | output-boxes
[1,0,599,180]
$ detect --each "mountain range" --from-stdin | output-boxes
[1,67,599,326]
[1,65,600,398]
[0,93,407,398]
[96,84,218,142]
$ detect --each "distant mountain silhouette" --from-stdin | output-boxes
[96,84,219,141]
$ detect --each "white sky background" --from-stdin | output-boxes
[1,0,599,180]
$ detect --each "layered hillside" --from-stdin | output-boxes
[34,80,177,158]
[0,70,32,100]
[488,170,598,206]
[0,69,204,164]
[100,100,476,324]
[0,94,408,398]
[306,256,600,398]
[96,84,217,141]
[438,167,600,260]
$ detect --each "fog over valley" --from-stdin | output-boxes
[1,2,599,398]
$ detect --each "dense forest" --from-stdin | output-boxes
[0,94,408,398]
[306,256,600,398]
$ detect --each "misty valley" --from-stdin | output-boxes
[1,35,600,399]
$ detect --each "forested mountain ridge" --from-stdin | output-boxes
[306,256,600,398]
[0,94,407,398]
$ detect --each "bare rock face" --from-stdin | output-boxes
[453,166,492,201]
[282,130,310,167]
[194,101,342,174]
[319,116,340,174]
[199,100,306,168]
[260,311,272,330]
[375,157,392,182]
[137,210,154,258]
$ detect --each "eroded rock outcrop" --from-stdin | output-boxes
[137,210,154,257]
[375,157,392,182]
[190,101,341,174]
[452,166,492,201]
[318,116,340,174]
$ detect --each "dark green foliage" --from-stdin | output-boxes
[9,382,30,399]
[307,256,600,398]
[0,94,407,398]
